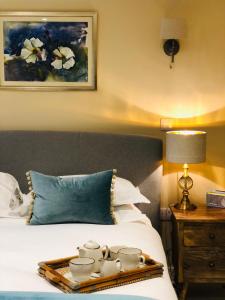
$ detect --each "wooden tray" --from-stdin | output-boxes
[38,254,164,293]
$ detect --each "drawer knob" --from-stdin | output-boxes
[208,261,215,268]
[209,233,215,240]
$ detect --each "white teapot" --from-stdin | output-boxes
[77,240,109,272]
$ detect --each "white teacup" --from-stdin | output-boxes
[69,257,95,281]
[118,247,145,271]
[99,258,122,277]
[109,245,126,260]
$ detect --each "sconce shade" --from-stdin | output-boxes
[166,130,206,164]
[160,18,186,39]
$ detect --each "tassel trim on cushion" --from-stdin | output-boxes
[111,169,117,224]
[26,171,35,224]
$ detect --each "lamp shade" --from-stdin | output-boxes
[166,130,206,164]
[160,18,186,39]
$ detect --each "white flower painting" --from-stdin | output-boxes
[1,12,96,89]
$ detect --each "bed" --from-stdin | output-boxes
[0,131,177,300]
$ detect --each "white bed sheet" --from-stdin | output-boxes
[0,219,177,300]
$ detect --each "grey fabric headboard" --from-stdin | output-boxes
[0,131,162,231]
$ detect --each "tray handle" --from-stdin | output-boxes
[45,270,60,283]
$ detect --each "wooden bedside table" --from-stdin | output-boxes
[170,205,225,300]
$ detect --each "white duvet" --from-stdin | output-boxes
[0,218,177,300]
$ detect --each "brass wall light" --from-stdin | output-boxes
[160,18,186,68]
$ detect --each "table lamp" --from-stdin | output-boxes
[166,130,206,210]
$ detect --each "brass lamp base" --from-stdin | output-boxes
[174,200,197,211]
[174,164,197,211]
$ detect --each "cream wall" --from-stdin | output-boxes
[0,0,224,207]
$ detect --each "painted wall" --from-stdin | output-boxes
[0,0,224,206]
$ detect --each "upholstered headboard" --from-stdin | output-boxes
[0,131,162,231]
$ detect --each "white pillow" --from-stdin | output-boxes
[114,177,150,206]
[0,172,30,218]
[61,174,150,206]
[114,204,152,225]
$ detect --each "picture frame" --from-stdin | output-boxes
[0,11,97,90]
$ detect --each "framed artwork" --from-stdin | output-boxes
[0,12,97,90]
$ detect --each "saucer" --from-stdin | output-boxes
[64,271,97,282]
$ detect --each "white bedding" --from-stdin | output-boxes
[0,218,177,300]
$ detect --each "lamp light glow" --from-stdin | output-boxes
[168,130,206,135]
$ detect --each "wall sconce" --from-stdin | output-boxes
[160,18,186,68]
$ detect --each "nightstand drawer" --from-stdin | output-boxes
[184,249,225,279]
[184,223,225,247]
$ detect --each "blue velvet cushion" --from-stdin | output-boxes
[27,170,115,225]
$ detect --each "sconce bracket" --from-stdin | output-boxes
[163,39,180,57]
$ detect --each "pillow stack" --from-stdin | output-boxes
[0,170,150,225]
